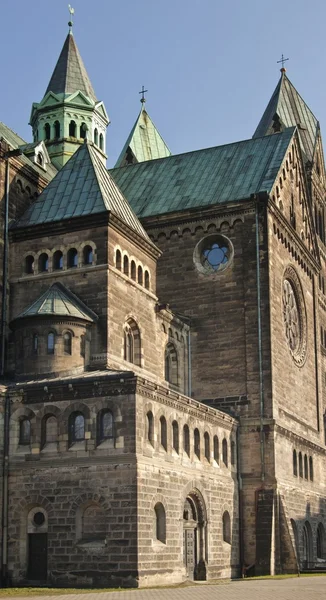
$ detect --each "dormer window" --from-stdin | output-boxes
[37,152,44,166]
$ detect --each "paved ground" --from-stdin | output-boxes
[7,577,326,600]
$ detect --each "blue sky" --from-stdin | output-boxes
[2,0,326,167]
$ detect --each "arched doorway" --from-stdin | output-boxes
[302,521,313,569]
[183,492,207,580]
[27,508,48,581]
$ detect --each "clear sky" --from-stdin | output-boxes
[1,0,326,168]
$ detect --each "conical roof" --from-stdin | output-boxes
[15,141,149,240]
[13,283,97,323]
[45,32,97,102]
[115,106,171,167]
[253,71,318,162]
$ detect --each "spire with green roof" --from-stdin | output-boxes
[30,19,109,170]
[253,69,319,163]
[115,94,171,167]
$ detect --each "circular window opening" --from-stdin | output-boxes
[33,512,45,526]
[282,266,307,367]
[194,234,233,275]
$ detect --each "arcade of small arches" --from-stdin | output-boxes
[291,519,326,565]
[23,243,95,275]
[35,120,105,151]
[292,448,314,481]
[145,410,236,468]
[13,406,117,451]
[115,248,151,291]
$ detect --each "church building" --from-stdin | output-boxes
[0,17,325,588]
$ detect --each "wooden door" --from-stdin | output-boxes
[28,533,47,581]
[184,527,195,579]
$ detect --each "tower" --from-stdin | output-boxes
[29,21,109,169]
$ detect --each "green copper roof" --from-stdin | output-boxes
[110,128,295,218]
[15,141,149,239]
[45,32,97,103]
[0,122,57,183]
[253,72,318,162]
[13,282,97,323]
[115,106,171,167]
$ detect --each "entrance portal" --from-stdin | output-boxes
[183,493,207,580]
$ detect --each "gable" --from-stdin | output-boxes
[65,90,94,107]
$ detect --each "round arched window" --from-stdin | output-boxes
[193,234,233,275]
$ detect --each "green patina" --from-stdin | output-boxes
[115,106,171,167]
[253,72,318,162]
[110,127,296,219]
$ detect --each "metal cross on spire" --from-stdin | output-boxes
[68,4,75,32]
[277,54,289,72]
[139,86,148,104]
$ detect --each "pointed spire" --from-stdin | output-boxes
[253,71,318,162]
[115,103,171,167]
[45,32,97,102]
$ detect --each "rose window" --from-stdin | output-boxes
[193,234,233,275]
[283,279,300,352]
[202,242,229,271]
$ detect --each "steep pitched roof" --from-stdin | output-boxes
[15,141,149,239]
[110,127,296,218]
[253,72,318,162]
[12,282,97,323]
[115,106,171,167]
[0,122,57,182]
[45,32,97,102]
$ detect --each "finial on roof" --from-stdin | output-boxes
[68,4,75,33]
[139,85,148,106]
[277,53,289,73]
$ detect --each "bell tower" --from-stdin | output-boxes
[29,15,109,169]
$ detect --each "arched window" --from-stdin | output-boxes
[131,260,136,280]
[99,133,104,151]
[223,511,231,543]
[137,265,143,285]
[123,319,141,365]
[154,503,166,543]
[213,435,219,463]
[304,454,308,480]
[317,523,325,559]
[94,128,98,145]
[231,440,235,466]
[19,418,31,445]
[38,253,48,272]
[115,249,121,270]
[67,248,78,268]
[144,270,150,290]
[183,424,190,456]
[44,123,50,140]
[172,420,179,453]
[41,415,58,447]
[204,432,210,462]
[69,120,76,137]
[32,334,38,355]
[299,452,303,478]
[54,120,60,138]
[194,428,200,459]
[309,456,314,481]
[53,250,63,270]
[63,332,72,355]
[97,410,114,443]
[83,245,93,265]
[293,449,298,476]
[160,416,167,451]
[37,152,43,166]
[164,343,178,386]
[47,332,55,355]
[69,412,85,444]
[25,255,34,274]
[147,411,154,446]
[222,438,228,466]
[82,504,106,542]
[80,122,87,139]
[123,255,129,275]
